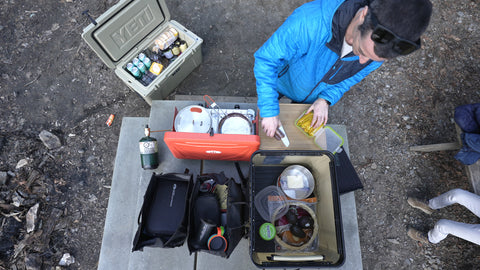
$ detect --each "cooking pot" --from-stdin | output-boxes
[218,113,253,135]
[174,105,212,133]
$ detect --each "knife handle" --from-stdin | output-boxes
[274,127,285,140]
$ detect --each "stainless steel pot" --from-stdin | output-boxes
[174,105,212,133]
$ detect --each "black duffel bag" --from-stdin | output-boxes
[132,172,194,251]
[132,166,248,258]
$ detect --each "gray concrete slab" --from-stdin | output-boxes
[99,104,203,270]
[98,117,149,270]
[328,125,362,270]
[126,101,203,269]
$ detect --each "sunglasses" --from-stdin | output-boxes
[369,11,421,55]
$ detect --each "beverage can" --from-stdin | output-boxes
[126,62,135,73]
[136,62,147,73]
[132,58,141,67]
[179,40,188,53]
[130,67,142,79]
[172,44,181,56]
[106,114,115,127]
[139,53,152,68]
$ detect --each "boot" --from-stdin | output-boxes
[407,197,434,215]
[407,228,429,244]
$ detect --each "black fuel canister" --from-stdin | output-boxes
[139,125,159,169]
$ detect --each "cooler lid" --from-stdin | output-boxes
[81,0,171,68]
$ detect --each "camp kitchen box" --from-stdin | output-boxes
[249,150,345,268]
[82,0,203,105]
[164,102,261,161]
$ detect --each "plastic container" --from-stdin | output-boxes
[253,186,288,222]
[295,112,344,154]
[82,0,203,105]
[249,150,344,268]
[313,126,344,154]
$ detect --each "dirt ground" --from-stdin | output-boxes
[1,0,479,269]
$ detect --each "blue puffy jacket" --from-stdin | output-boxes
[254,0,383,118]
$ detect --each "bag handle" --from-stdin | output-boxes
[198,171,229,185]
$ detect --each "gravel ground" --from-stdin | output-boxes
[0,0,479,269]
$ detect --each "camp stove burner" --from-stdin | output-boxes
[208,108,256,135]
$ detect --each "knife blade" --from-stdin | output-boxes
[275,126,290,147]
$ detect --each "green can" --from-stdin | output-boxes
[259,223,276,241]
[139,125,159,169]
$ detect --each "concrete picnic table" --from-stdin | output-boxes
[97,99,363,270]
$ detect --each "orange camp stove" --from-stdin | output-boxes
[164,104,261,161]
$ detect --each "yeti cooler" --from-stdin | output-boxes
[82,0,203,105]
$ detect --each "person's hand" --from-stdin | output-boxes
[261,116,280,137]
[306,98,329,128]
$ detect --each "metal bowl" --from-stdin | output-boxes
[278,165,315,200]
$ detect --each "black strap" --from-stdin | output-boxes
[234,161,248,188]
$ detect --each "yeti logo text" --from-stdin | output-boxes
[111,7,153,48]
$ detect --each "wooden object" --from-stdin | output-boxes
[260,104,318,150]
[410,123,480,194]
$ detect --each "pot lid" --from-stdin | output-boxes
[174,105,212,133]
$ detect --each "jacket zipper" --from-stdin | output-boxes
[300,61,343,103]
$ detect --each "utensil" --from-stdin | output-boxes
[267,255,325,261]
[275,125,290,147]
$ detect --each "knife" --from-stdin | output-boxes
[275,125,290,147]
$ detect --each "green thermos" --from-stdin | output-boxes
[139,125,159,169]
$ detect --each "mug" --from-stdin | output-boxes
[207,227,228,252]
